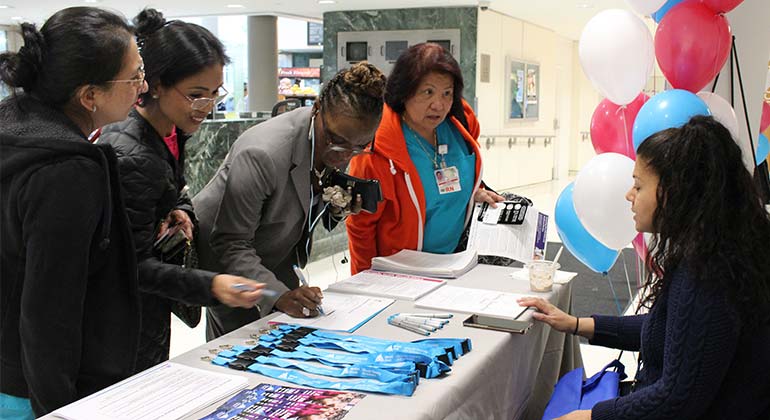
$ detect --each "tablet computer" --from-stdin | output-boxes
[463,314,532,334]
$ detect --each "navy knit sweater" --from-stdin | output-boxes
[589,265,770,419]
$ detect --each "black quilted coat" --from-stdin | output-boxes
[99,109,218,371]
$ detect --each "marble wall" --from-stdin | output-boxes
[322,7,478,101]
[184,118,265,196]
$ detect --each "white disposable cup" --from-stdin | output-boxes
[526,261,560,292]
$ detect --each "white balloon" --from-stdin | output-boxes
[574,153,637,250]
[697,91,753,172]
[625,0,667,16]
[579,9,654,106]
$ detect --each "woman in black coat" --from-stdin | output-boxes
[98,8,264,372]
[0,7,146,417]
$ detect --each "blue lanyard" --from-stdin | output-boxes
[213,354,417,396]
[247,363,417,396]
[274,325,469,364]
[254,355,416,384]
[212,324,472,395]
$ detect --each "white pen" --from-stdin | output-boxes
[395,314,447,324]
[398,313,453,319]
[292,264,325,315]
[230,283,279,298]
[397,319,438,332]
[388,319,430,336]
[396,316,447,328]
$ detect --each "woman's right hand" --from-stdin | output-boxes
[274,287,323,318]
[211,275,265,308]
[518,296,577,334]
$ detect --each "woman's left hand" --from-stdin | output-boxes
[555,410,591,420]
[158,209,194,241]
[474,188,505,208]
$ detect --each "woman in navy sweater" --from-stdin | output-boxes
[521,115,770,419]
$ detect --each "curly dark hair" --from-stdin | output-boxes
[318,61,386,125]
[384,42,469,130]
[637,115,770,326]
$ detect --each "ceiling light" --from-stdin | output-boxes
[318,0,336,4]
[0,5,13,9]
[11,16,23,20]
[83,0,101,3]
[226,4,244,7]
[576,3,594,8]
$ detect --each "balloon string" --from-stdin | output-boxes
[617,104,631,157]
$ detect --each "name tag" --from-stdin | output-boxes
[435,166,461,194]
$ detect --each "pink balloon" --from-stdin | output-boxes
[655,1,732,93]
[761,101,770,134]
[700,0,743,13]
[632,232,648,261]
[590,93,649,159]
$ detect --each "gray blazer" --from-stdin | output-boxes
[193,107,325,338]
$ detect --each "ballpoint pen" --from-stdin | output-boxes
[388,319,430,336]
[398,313,453,319]
[292,264,326,315]
[230,283,279,298]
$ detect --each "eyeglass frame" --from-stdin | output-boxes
[105,66,146,89]
[173,85,229,111]
[318,111,372,157]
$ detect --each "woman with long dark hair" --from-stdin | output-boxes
[521,115,770,419]
[0,7,146,417]
[99,8,265,372]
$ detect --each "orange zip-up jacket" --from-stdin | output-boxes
[346,100,483,274]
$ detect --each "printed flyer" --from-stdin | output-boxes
[200,383,365,420]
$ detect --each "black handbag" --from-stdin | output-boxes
[153,226,202,328]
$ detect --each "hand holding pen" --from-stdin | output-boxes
[212,275,269,309]
[271,265,326,318]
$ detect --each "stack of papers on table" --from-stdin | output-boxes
[269,292,394,333]
[370,249,478,278]
[415,285,529,320]
[53,362,248,420]
[326,270,446,300]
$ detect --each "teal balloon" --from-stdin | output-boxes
[652,0,685,22]
[756,133,769,165]
[632,89,711,151]
[555,183,620,274]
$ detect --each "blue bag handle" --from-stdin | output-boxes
[583,359,627,392]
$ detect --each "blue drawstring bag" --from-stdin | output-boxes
[542,360,627,419]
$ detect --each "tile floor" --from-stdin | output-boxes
[169,177,639,379]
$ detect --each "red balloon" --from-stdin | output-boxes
[761,101,770,134]
[590,93,649,159]
[700,0,743,13]
[655,2,732,93]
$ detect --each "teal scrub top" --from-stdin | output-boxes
[403,120,476,253]
[0,393,34,420]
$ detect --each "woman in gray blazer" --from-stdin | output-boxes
[193,63,387,340]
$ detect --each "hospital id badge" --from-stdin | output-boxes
[435,166,461,194]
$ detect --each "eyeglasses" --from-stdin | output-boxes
[174,85,229,111]
[106,66,146,89]
[320,113,372,156]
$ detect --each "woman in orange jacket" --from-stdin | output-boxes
[346,43,503,274]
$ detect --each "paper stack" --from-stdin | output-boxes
[370,249,478,278]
